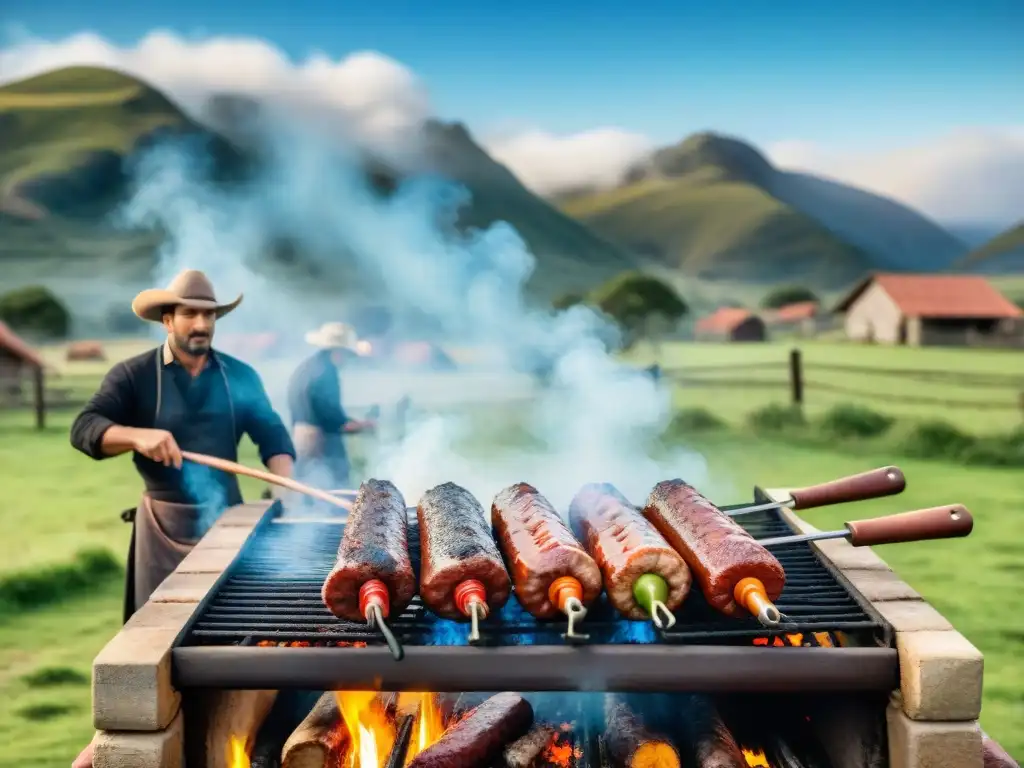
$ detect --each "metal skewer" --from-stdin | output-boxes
[756,504,973,548]
[562,597,590,642]
[650,601,677,630]
[467,601,484,645]
[725,466,906,517]
[366,603,404,661]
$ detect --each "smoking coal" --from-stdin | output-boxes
[114,114,728,519]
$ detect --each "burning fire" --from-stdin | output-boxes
[335,692,397,768]
[398,693,447,764]
[742,747,770,766]
[228,734,250,768]
[752,631,836,648]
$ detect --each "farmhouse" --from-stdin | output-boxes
[0,320,46,423]
[695,307,767,342]
[835,273,1023,347]
[765,301,825,337]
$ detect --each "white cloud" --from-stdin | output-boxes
[1,29,1022,226]
[0,29,432,144]
[766,129,1024,226]
[483,128,655,196]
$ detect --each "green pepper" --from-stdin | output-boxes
[633,573,669,617]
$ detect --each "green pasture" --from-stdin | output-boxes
[628,339,1024,435]
[0,340,1022,764]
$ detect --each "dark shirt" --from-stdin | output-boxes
[70,345,295,504]
[287,350,349,434]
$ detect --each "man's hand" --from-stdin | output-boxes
[131,428,183,468]
[344,420,377,434]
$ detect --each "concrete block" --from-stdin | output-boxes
[93,617,186,731]
[887,699,982,768]
[897,630,983,721]
[215,502,272,527]
[174,545,239,575]
[873,599,954,633]
[841,568,922,602]
[149,571,221,604]
[191,524,254,552]
[94,709,184,768]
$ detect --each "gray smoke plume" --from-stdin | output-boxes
[116,120,722,515]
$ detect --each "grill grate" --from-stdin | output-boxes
[179,504,883,649]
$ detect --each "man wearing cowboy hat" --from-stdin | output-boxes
[69,269,296,767]
[286,321,376,491]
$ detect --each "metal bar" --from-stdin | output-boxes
[172,645,898,692]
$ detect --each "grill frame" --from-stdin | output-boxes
[170,490,898,692]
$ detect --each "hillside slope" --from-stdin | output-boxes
[0,66,636,300]
[958,223,1024,273]
[559,133,966,288]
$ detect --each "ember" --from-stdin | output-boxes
[743,747,771,766]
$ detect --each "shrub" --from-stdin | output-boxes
[21,666,89,688]
[747,403,806,433]
[819,403,894,439]
[760,285,819,310]
[0,548,121,616]
[899,420,975,461]
[669,407,726,433]
[960,430,1024,467]
[0,285,70,338]
[552,292,585,311]
[16,702,76,721]
[590,272,688,347]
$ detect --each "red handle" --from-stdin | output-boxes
[789,466,906,509]
[454,579,489,619]
[845,505,973,547]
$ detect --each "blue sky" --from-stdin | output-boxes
[6,0,1024,149]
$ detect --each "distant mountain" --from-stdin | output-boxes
[0,66,636,300]
[558,132,968,288]
[958,222,1024,273]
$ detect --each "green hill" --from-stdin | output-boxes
[559,132,967,289]
[959,222,1024,273]
[0,66,637,303]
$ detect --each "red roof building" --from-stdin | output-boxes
[834,273,1023,347]
[695,308,766,342]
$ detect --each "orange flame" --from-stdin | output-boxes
[742,746,770,766]
[335,692,396,768]
[399,693,447,764]
[227,735,250,768]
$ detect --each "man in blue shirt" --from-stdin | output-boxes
[287,322,375,491]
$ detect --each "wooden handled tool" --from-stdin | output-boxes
[181,451,353,511]
[728,466,907,517]
[756,504,973,548]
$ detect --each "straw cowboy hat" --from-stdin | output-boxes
[131,270,243,323]
[305,321,360,351]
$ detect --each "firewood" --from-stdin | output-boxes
[604,697,681,768]
[680,695,745,768]
[503,724,557,768]
[205,690,279,768]
[281,692,348,768]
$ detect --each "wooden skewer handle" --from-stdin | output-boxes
[181,451,353,511]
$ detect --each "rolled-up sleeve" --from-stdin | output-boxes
[241,368,296,464]
[70,362,133,460]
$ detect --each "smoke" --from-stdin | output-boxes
[116,120,717,517]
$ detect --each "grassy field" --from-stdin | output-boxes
[1,340,1022,764]
[627,339,1024,436]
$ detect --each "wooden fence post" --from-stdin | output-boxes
[33,365,45,430]
[789,348,804,408]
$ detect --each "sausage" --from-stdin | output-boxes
[568,483,691,620]
[491,482,603,618]
[406,692,534,768]
[643,480,785,617]
[418,482,512,620]
[321,479,416,621]
[680,694,745,768]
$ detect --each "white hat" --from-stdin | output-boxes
[305,322,359,351]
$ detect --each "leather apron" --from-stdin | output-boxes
[122,350,239,622]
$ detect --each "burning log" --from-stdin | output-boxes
[281,692,348,768]
[678,694,745,768]
[406,692,534,768]
[205,690,278,768]
[251,691,324,768]
[604,697,681,768]
[503,724,557,768]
